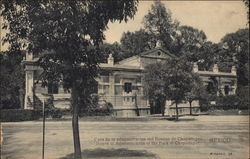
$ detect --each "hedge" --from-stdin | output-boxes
[79,108,113,117]
[200,95,249,112]
[0,109,41,122]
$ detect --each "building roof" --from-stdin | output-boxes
[99,47,237,78]
[118,47,176,65]
[197,70,236,77]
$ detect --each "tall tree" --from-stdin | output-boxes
[243,0,249,23]
[120,29,154,58]
[173,25,207,58]
[220,28,249,86]
[196,41,221,71]
[143,0,179,52]
[143,62,168,116]
[99,42,124,62]
[144,56,196,120]
[163,57,196,120]
[1,1,138,158]
[0,50,24,109]
[185,75,207,115]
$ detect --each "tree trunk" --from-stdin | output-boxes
[71,81,82,159]
[175,101,179,121]
[189,101,192,115]
[134,94,140,116]
[161,98,165,116]
[19,88,24,109]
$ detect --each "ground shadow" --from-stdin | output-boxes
[162,117,197,122]
[176,118,196,122]
[59,148,157,159]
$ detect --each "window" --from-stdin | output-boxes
[124,83,132,93]
[92,82,98,94]
[132,86,138,90]
[98,84,103,90]
[224,85,229,95]
[206,82,215,95]
[137,87,142,95]
[48,82,58,94]
[115,86,123,95]
[103,85,109,94]
[115,76,121,83]
[136,76,141,83]
[102,76,109,83]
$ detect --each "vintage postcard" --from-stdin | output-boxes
[1,1,249,159]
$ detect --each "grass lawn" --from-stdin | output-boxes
[1,115,249,159]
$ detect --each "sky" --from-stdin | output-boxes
[0,1,248,51]
[104,1,248,44]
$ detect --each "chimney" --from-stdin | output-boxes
[26,52,33,60]
[213,64,218,73]
[193,62,198,72]
[107,54,114,66]
[155,40,162,48]
[231,66,236,75]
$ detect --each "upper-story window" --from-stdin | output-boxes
[224,85,229,95]
[206,82,216,95]
[102,76,109,83]
[124,83,132,93]
[48,82,58,94]
[115,76,121,83]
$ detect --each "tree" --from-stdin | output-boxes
[220,29,249,86]
[143,62,168,116]
[173,25,207,59]
[220,28,249,108]
[143,0,179,52]
[144,56,197,120]
[185,75,207,115]
[243,0,249,23]
[99,42,124,62]
[196,41,221,71]
[1,1,138,158]
[163,57,196,120]
[120,29,154,58]
[0,50,25,109]
[118,1,212,64]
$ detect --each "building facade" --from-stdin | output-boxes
[23,48,237,116]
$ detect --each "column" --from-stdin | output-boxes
[109,73,115,105]
[24,70,34,109]
[216,77,222,96]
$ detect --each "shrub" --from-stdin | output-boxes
[31,94,63,119]
[201,94,249,111]
[101,102,113,114]
[0,95,20,109]
[81,93,99,114]
[216,95,241,109]
[236,86,249,108]
[0,109,41,122]
[47,107,63,119]
[79,94,114,117]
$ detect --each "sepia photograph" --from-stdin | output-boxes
[0,0,249,159]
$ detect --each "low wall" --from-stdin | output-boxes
[113,108,150,117]
[167,106,200,116]
[36,93,71,109]
[0,109,41,122]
